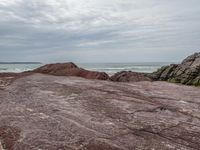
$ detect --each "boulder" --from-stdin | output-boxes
[33,62,109,80]
[151,52,200,86]
[110,71,152,82]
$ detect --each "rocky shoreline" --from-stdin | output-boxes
[0,52,200,150]
[32,52,200,86]
[1,52,200,87]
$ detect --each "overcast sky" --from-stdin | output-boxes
[0,0,200,63]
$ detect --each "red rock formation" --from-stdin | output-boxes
[33,62,109,80]
[110,71,151,82]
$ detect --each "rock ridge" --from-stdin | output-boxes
[33,62,109,80]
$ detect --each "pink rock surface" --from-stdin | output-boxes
[0,73,200,150]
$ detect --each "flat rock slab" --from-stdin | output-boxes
[0,74,200,150]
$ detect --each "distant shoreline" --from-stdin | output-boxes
[0,62,42,64]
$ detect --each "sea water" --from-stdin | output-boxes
[0,64,43,73]
[78,62,172,75]
[0,62,173,75]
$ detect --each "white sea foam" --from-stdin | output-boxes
[0,62,171,74]
[78,62,171,75]
[0,64,42,73]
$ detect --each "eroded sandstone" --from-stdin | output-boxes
[110,71,151,82]
[0,73,200,150]
[33,62,109,80]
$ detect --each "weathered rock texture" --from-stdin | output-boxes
[110,71,152,82]
[0,73,200,150]
[33,62,109,80]
[151,52,200,86]
[0,72,33,90]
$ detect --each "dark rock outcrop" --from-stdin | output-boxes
[110,71,152,82]
[33,62,109,80]
[151,52,200,86]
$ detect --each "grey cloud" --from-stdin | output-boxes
[0,0,200,62]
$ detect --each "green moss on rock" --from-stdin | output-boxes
[192,79,200,86]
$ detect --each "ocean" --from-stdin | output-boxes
[0,62,173,75]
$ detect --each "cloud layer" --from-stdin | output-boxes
[0,0,200,62]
